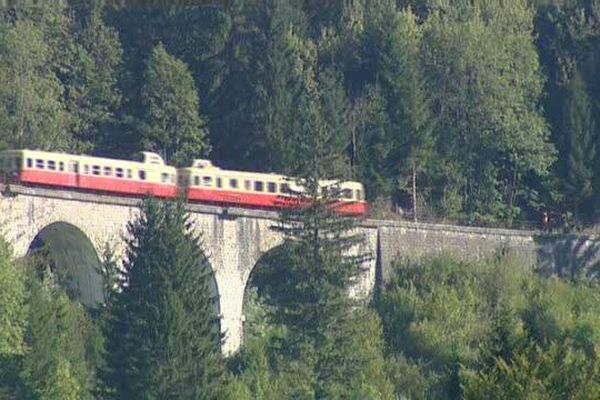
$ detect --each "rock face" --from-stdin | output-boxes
[2,184,597,354]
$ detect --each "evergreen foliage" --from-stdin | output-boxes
[562,70,596,224]
[104,198,227,399]
[64,1,123,153]
[0,239,25,357]
[0,20,71,151]
[20,276,93,400]
[0,239,26,399]
[5,0,600,396]
[140,44,210,166]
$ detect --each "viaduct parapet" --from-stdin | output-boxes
[1,184,595,354]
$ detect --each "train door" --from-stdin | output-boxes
[69,160,79,187]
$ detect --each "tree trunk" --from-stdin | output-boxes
[412,163,418,223]
[507,168,518,228]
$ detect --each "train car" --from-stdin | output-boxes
[0,149,177,198]
[178,159,368,216]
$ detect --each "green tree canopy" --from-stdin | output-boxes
[105,198,227,399]
[140,43,210,166]
[0,20,71,151]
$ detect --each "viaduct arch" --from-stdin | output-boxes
[3,183,584,354]
[28,221,104,307]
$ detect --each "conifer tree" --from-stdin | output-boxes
[64,1,123,153]
[105,198,228,400]
[140,44,210,166]
[259,0,309,173]
[386,10,436,222]
[562,70,596,225]
[350,85,392,201]
[0,20,71,151]
[268,59,391,397]
[0,239,25,358]
[20,278,93,400]
[0,238,26,398]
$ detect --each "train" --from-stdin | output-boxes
[0,149,368,216]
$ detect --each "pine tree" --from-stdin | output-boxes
[268,61,384,395]
[350,85,393,201]
[0,238,26,398]
[318,68,352,177]
[20,277,93,400]
[140,44,210,166]
[562,70,596,225]
[259,0,308,173]
[64,1,123,153]
[0,20,71,151]
[0,239,25,357]
[388,10,436,222]
[105,198,228,399]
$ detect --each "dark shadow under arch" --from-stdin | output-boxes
[28,222,104,307]
[241,243,294,343]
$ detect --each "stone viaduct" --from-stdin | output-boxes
[1,184,597,354]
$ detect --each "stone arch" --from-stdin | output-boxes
[203,257,222,320]
[28,221,104,307]
[241,243,290,343]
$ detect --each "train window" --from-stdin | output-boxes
[194,176,200,186]
[268,182,276,193]
[47,160,56,170]
[139,170,146,181]
[356,189,363,201]
[161,173,169,183]
[92,165,101,176]
[15,158,21,169]
[104,166,112,176]
[116,168,124,178]
[229,178,238,189]
[254,181,264,192]
[35,159,45,169]
[216,177,222,188]
[202,176,211,186]
[244,180,251,190]
[84,165,90,174]
[280,183,291,194]
[342,189,353,199]
[27,158,32,168]
[127,169,132,179]
[58,161,64,171]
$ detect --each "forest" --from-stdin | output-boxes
[2,0,600,228]
[3,0,600,399]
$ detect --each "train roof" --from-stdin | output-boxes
[179,162,364,189]
[2,149,175,170]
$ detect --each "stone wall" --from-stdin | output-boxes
[2,184,599,354]
[370,220,538,283]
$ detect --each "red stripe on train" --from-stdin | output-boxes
[14,170,367,216]
[19,170,177,198]
[185,188,367,216]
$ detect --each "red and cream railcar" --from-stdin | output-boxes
[178,159,368,216]
[0,149,177,198]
